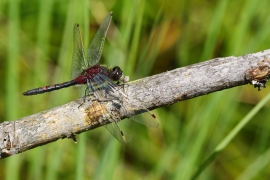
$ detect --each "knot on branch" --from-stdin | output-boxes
[245,57,270,91]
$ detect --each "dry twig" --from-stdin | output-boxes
[1,49,270,159]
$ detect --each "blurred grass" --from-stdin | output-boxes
[1,0,270,180]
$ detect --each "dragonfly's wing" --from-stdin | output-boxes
[104,123,126,144]
[71,23,88,80]
[76,84,87,98]
[77,70,158,143]
[87,12,113,67]
[91,73,159,129]
[86,73,129,144]
[89,73,120,101]
[129,112,159,128]
[98,72,158,129]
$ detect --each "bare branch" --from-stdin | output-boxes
[1,49,270,159]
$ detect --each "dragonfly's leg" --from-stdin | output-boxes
[78,100,85,108]
[87,91,95,101]
[118,75,129,91]
[78,90,90,108]
[78,94,86,108]
[118,82,128,93]
[86,78,92,99]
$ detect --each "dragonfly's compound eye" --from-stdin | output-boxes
[111,66,123,81]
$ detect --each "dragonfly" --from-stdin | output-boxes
[23,12,159,144]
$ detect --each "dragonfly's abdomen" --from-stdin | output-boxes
[23,80,77,96]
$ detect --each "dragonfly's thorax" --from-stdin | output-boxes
[74,64,123,84]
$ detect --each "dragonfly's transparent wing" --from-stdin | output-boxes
[91,73,159,129]
[78,73,127,144]
[129,112,159,128]
[76,84,87,98]
[104,123,126,144]
[87,12,112,67]
[89,73,120,101]
[74,70,117,100]
[76,68,158,143]
[71,23,88,80]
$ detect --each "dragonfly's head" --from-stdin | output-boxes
[111,66,123,81]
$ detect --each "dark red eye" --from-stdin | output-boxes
[111,66,123,81]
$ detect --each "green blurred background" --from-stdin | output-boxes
[1,0,270,179]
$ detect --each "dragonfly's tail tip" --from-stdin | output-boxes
[110,11,113,16]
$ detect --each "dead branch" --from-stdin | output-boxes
[1,49,270,159]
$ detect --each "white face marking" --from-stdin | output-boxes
[120,75,129,83]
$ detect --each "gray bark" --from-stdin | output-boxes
[1,49,270,159]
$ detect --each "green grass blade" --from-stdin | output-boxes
[44,0,76,179]
[236,146,270,180]
[136,6,163,76]
[191,92,270,179]
[5,0,21,179]
[93,139,121,180]
[228,0,259,55]
[125,0,145,75]
[27,1,54,179]
[200,0,228,61]
[75,1,89,179]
